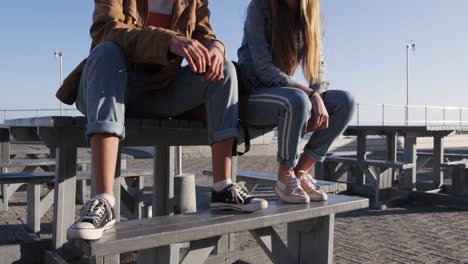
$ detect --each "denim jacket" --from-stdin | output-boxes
[237,0,329,93]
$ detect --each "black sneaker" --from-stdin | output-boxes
[211,182,268,212]
[67,197,116,240]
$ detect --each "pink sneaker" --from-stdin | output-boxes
[275,172,310,204]
[297,170,328,201]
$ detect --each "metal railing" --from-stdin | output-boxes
[2,104,468,127]
[354,103,468,126]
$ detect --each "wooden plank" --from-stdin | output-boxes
[40,189,55,217]
[154,146,175,216]
[0,171,55,184]
[83,196,368,256]
[324,156,405,169]
[403,136,417,190]
[138,146,177,263]
[52,146,77,250]
[0,127,10,211]
[26,183,41,233]
[137,245,180,264]
[180,237,220,264]
[433,136,444,188]
[5,116,74,127]
[288,215,335,264]
[0,169,151,185]
[250,227,292,264]
[0,157,90,168]
[44,250,68,264]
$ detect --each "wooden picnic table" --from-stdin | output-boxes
[5,116,272,261]
[344,125,468,190]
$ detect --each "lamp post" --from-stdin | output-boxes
[54,49,64,115]
[405,40,416,125]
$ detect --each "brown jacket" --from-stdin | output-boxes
[56,0,221,105]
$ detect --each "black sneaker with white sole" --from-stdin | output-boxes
[67,197,116,240]
[211,182,268,212]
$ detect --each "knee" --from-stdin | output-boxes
[214,59,238,99]
[223,60,237,82]
[292,89,312,113]
[88,42,126,68]
[336,90,356,115]
[285,89,312,119]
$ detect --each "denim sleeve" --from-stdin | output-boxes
[244,0,297,87]
[310,50,330,93]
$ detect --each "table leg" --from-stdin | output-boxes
[386,133,397,162]
[354,134,367,185]
[138,146,178,264]
[386,133,398,185]
[153,145,175,216]
[403,136,417,190]
[433,136,444,188]
[0,136,10,211]
[52,146,77,250]
[287,215,335,264]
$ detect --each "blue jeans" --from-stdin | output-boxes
[76,42,239,144]
[244,87,355,167]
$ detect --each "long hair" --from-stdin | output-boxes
[271,0,322,84]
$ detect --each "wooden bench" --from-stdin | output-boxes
[0,157,93,210]
[9,148,50,159]
[202,169,348,194]
[0,168,152,233]
[76,195,368,264]
[317,156,415,209]
[397,150,468,173]
[6,116,274,263]
[441,159,468,196]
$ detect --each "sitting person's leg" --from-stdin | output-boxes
[126,60,267,212]
[295,90,355,200]
[244,87,312,204]
[68,42,127,240]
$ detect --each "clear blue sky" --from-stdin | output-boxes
[1,0,467,111]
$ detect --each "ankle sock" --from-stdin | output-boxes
[95,193,116,207]
[213,179,233,192]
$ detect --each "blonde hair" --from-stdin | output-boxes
[271,0,322,84]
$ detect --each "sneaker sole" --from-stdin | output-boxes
[67,220,116,241]
[211,200,268,213]
[274,186,310,204]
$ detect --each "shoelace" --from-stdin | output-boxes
[81,199,109,224]
[299,172,319,190]
[284,174,302,194]
[230,182,251,204]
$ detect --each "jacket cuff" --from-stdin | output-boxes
[310,81,330,94]
[147,27,179,65]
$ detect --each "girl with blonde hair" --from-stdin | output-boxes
[237,0,355,203]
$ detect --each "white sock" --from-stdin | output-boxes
[213,179,233,192]
[95,193,116,207]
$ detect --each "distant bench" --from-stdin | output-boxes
[76,195,368,264]
[0,167,151,233]
[397,150,468,172]
[317,156,415,209]
[0,157,94,211]
[9,148,50,159]
[441,159,468,196]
